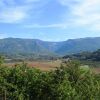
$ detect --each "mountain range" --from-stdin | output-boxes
[0,37,100,56]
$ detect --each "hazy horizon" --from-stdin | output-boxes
[0,0,100,41]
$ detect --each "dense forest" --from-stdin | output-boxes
[0,56,100,100]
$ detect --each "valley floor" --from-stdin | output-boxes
[4,60,100,73]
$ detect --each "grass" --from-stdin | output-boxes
[4,60,62,71]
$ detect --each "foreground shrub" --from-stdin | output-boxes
[0,61,100,100]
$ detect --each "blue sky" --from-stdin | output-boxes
[0,0,100,41]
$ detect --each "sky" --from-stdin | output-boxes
[0,0,100,41]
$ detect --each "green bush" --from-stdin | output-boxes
[0,60,100,100]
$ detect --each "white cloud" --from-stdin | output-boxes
[0,0,100,33]
[57,0,71,6]
[57,0,81,7]
[72,0,100,24]
[58,0,100,32]
[0,1,27,23]
[24,23,67,29]
[72,0,100,32]
[0,7,28,23]
[24,0,40,3]
[0,0,42,23]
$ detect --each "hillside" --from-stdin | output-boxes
[56,37,100,55]
[1,37,100,56]
[63,49,100,61]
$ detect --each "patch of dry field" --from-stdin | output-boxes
[4,60,100,73]
[91,67,100,74]
[28,60,62,71]
[5,60,62,71]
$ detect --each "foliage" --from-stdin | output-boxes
[0,59,100,100]
[63,49,100,62]
[0,55,4,66]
